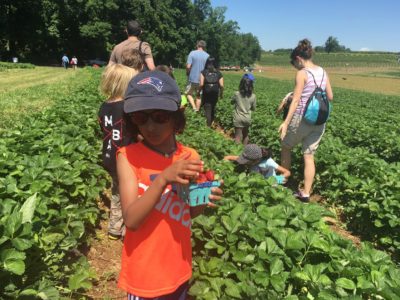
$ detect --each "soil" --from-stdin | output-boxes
[85,199,125,299]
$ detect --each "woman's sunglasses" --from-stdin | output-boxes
[129,110,172,126]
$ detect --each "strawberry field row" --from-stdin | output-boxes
[0,69,107,298]
[210,72,400,263]
[180,111,400,299]
[1,68,399,299]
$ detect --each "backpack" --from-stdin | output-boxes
[203,71,220,94]
[303,70,331,125]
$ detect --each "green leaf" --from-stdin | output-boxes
[19,193,38,223]
[19,289,38,296]
[224,279,241,298]
[221,215,233,231]
[336,278,356,290]
[270,258,284,276]
[286,233,306,250]
[5,212,22,237]
[189,281,209,296]
[12,237,33,251]
[68,272,92,291]
[357,276,374,289]
[266,237,284,255]
[205,240,219,250]
[4,259,25,275]
[37,286,60,300]
[270,273,287,292]
[294,271,310,281]
[1,249,26,275]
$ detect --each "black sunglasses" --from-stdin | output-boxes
[130,110,172,126]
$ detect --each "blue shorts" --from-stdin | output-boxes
[127,281,188,300]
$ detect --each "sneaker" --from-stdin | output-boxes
[108,232,122,240]
[294,190,310,203]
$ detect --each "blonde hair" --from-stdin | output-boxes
[100,64,138,100]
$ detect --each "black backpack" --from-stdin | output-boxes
[203,71,220,94]
[303,70,331,125]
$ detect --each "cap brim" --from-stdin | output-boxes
[236,154,250,165]
[124,96,179,113]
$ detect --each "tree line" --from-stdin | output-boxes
[0,0,261,67]
[271,36,350,54]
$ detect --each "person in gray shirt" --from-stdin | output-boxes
[185,40,209,111]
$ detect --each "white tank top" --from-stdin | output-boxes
[295,67,327,115]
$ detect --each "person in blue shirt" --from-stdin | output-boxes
[224,144,290,185]
[185,40,209,111]
[61,54,69,69]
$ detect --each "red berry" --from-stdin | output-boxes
[205,170,215,181]
[197,173,207,183]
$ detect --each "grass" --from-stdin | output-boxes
[259,51,400,67]
[0,67,87,131]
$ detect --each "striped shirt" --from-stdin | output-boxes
[295,67,327,115]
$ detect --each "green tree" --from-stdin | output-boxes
[0,0,262,67]
[325,36,341,53]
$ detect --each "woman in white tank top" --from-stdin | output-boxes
[278,39,333,202]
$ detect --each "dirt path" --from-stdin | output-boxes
[85,200,125,299]
[254,65,400,95]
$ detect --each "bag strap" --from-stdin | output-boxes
[305,69,324,89]
[138,41,144,56]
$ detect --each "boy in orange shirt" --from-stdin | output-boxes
[117,70,223,298]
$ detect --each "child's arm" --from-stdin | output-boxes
[199,73,205,90]
[275,165,291,183]
[219,77,224,99]
[251,95,257,111]
[118,152,203,230]
[276,92,293,115]
[223,155,239,161]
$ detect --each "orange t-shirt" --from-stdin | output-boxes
[117,142,199,297]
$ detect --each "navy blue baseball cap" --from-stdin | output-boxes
[124,70,181,113]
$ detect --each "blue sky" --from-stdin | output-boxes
[210,0,400,52]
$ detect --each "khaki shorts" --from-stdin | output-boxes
[185,82,200,98]
[282,114,325,154]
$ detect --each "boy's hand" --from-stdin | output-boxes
[208,180,224,207]
[160,153,203,185]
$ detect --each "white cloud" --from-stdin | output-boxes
[359,47,371,52]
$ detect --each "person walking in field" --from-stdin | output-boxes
[109,20,155,71]
[232,73,257,145]
[278,39,333,202]
[185,40,209,111]
[98,57,143,240]
[61,54,69,69]
[199,57,224,127]
[70,56,78,70]
[116,70,223,298]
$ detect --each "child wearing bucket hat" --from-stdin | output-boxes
[116,70,223,298]
[224,144,290,184]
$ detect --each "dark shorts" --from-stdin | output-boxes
[127,281,188,300]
